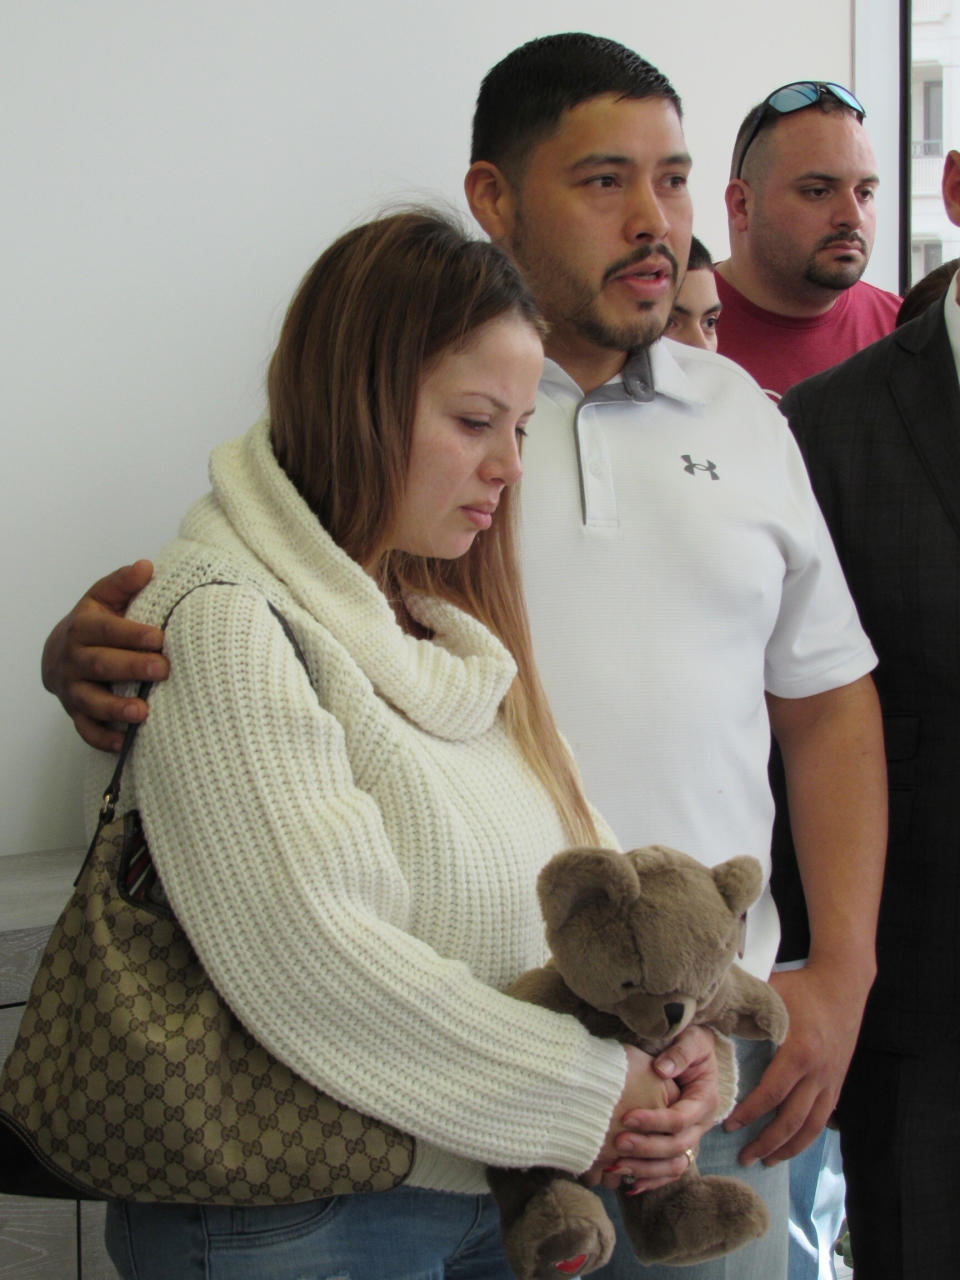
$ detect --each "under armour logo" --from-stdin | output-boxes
[681,454,719,480]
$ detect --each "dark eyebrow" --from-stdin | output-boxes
[570,151,692,172]
[795,170,880,185]
[569,153,630,172]
[672,301,722,318]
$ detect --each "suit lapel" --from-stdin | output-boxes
[888,301,960,540]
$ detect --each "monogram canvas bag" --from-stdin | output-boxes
[0,584,414,1202]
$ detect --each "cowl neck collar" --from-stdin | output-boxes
[192,420,516,742]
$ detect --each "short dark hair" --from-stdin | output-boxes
[686,236,714,272]
[731,93,858,182]
[471,32,682,180]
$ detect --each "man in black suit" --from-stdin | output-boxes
[777,148,960,1280]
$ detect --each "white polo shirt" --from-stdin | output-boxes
[520,338,876,979]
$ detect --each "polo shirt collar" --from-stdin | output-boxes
[650,339,708,406]
[539,340,706,407]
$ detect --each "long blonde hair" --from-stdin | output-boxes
[268,210,597,844]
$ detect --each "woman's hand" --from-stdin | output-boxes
[585,1026,719,1193]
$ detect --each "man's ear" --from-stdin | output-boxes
[724,178,751,231]
[464,160,517,242]
[942,150,960,227]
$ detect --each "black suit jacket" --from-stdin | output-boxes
[772,297,960,1053]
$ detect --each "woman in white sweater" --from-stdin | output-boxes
[93,211,717,1279]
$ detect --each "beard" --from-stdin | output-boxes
[573,296,667,352]
[511,217,679,353]
[801,231,870,292]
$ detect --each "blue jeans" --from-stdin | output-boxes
[105,1188,517,1279]
[593,1038,789,1280]
[106,1041,787,1280]
[787,1127,844,1279]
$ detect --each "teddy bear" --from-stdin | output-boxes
[487,844,789,1279]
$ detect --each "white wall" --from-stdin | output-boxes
[4,0,887,858]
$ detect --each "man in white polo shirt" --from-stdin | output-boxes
[41,34,886,1280]
[465,35,884,1279]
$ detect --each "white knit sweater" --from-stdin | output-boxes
[87,420,626,1194]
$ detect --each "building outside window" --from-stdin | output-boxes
[909,1,960,285]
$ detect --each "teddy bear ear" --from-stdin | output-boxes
[712,855,764,914]
[537,847,641,932]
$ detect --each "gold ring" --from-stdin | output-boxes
[683,1147,696,1168]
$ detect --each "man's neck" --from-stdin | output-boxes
[716,255,841,319]
[543,333,630,395]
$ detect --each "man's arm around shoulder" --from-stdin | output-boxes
[41,560,169,751]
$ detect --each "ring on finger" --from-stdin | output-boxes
[683,1147,696,1169]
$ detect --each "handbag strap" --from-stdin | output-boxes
[75,581,308,885]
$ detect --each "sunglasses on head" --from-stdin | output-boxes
[734,81,866,180]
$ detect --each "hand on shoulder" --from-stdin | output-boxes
[41,559,168,751]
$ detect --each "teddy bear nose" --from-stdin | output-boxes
[664,1001,685,1028]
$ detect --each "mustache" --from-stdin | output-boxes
[816,231,868,253]
[602,244,680,285]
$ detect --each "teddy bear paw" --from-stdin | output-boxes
[624,1173,770,1266]
[503,1179,616,1280]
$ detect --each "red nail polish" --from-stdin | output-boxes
[555,1254,588,1273]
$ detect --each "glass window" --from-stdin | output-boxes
[907,2,959,287]
[924,240,944,273]
[922,79,942,154]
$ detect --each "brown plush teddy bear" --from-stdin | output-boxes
[488,844,789,1278]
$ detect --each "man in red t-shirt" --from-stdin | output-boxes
[715,83,901,1280]
[714,83,899,401]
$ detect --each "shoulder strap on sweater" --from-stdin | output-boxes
[76,581,307,885]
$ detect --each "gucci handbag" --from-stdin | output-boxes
[0,584,414,1202]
